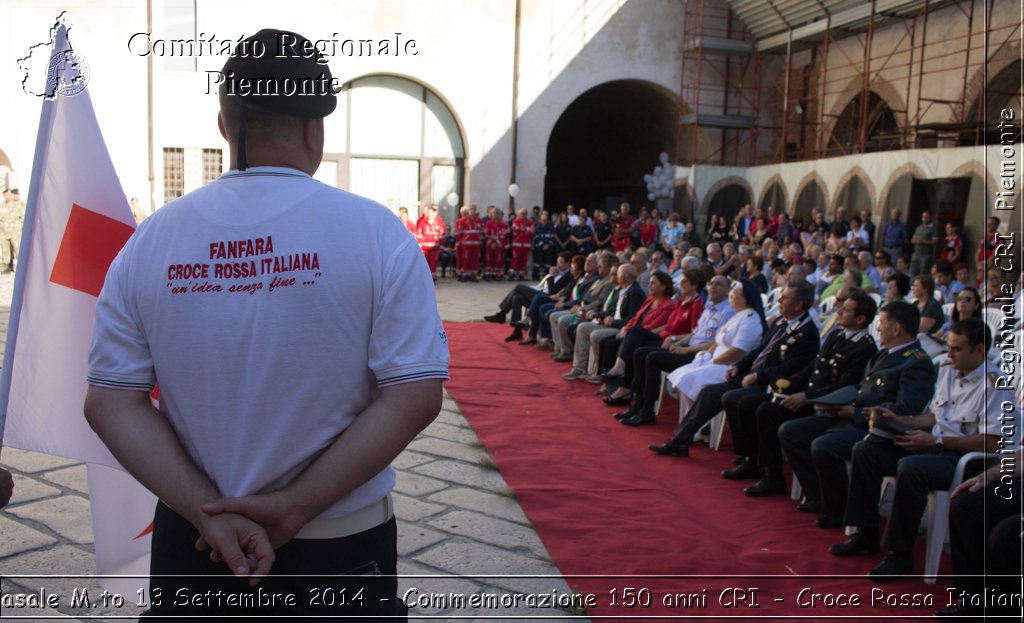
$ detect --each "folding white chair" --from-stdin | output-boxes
[878,451,988,584]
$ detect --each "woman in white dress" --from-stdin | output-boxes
[666,278,766,412]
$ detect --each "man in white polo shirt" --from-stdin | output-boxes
[85,29,448,619]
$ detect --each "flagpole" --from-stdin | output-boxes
[0,23,66,444]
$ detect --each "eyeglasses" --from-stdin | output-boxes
[874,256,886,260]
[956,295,977,303]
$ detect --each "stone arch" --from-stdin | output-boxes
[544,79,682,213]
[822,76,907,144]
[340,73,468,221]
[877,162,927,221]
[830,166,877,218]
[961,38,1023,124]
[792,172,829,223]
[756,174,788,214]
[702,176,752,226]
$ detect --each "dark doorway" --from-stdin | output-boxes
[760,180,786,214]
[907,177,972,239]
[706,183,751,227]
[544,81,678,214]
[793,181,826,223]
[834,176,872,217]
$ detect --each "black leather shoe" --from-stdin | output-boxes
[814,515,843,529]
[600,371,625,385]
[744,476,786,497]
[796,498,822,514]
[868,552,913,582]
[721,459,762,481]
[621,414,655,426]
[603,394,633,406]
[649,440,689,457]
[504,329,523,342]
[614,406,639,420]
[484,312,506,324]
[511,320,530,329]
[829,531,879,556]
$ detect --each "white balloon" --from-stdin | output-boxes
[659,152,669,164]
[647,192,656,201]
[643,174,652,183]
[446,192,459,208]
[508,183,520,197]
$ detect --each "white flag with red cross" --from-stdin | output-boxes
[0,18,155,596]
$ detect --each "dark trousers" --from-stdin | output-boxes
[843,437,961,552]
[631,347,694,416]
[600,336,623,373]
[778,415,865,518]
[537,302,557,339]
[722,385,771,461]
[615,328,663,383]
[144,502,405,620]
[752,400,813,473]
[498,284,540,323]
[671,379,738,442]
[949,479,1022,605]
[525,294,553,336]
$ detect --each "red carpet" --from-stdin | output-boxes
[443,321,952,621]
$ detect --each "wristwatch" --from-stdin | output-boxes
[934,432,944,452]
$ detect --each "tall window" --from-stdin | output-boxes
[163,147,184,204]
[322,76,464,225]
[163,147,222,205]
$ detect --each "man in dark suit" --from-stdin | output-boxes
[484,251,575,340]
[739,289,878,498]
[648,280,820,459]
[778,301,936,528]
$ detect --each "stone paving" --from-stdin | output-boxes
[0,274,585,621]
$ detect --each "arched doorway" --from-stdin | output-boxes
[706,183,751,228]
[759,179,786,214]
[544,80,678,214]
[328,75,466,225]
[793,180,826,223]
[834,176,872,217]
[827,91,900,156]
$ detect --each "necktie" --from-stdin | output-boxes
[752,321,788,370]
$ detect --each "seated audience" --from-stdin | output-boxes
[662,279,766,414]
[549,254,619,359]
[738,290,877,497]
[911,274,945,334]
[778,302,936,528]
[883,272,911,307]
[517,254,586,344]
[527,254,597,346]
[602,269,707,407]
[614,275,734,425]
[936,286,981,338]
[830,319,1001,582]
[484,251,575,340]
[592,271,677,385]
[562,264,645,380]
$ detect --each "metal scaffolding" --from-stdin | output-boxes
[680,0,1020,167]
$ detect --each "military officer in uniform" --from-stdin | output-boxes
[738,289,878,498]
[778,301,936,528]
[649,280,820,460]
[830,318,1004,581]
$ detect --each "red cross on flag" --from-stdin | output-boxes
[0,19,155,597]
